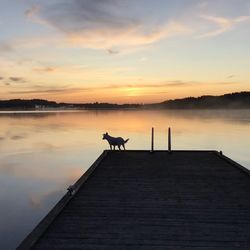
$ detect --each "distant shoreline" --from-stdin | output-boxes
[1,91,250,110]
[1,107,250,113]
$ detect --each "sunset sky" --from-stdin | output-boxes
[1,0,250,103]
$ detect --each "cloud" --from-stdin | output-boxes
[25,5,39,18]
[10,80,237,96]
[0,76,26,86]
[71,81,200,91]
[19,1,250,54]
[198,15,250,38]
[31,0,190,50]
[7,81,192,97]
[163,81,193,87]
[66,21,189,49]
[0,41,13,53]
[9,87,91,95]
[33,67,56,73]
[118,81,189,89]
[10,135,26,140]
[107,49,119,55]
[9,77,26,82]
[0,76,10,86]
[227,75,235,79]
[215,81,237,85]
[102,80,238,90]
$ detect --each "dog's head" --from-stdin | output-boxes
[102,132,108,140]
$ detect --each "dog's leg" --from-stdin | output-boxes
[109,144,112,150]
[122,144,125,150]
[113,145,116,150]
[118,145,121,151]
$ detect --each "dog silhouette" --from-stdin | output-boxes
[103,132,129,150]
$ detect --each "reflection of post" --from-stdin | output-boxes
[168,127,171,153]
[151,127,154,152]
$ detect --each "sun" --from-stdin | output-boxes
[126,87,141,97]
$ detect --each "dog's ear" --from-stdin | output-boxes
[106,132,108,135]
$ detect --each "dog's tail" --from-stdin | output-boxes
[124,138,129,143]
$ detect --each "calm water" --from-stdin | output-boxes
[1,109,250,249]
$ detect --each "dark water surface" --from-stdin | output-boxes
[0,109,250,249]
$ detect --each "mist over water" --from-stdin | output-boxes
[1,109,250,249]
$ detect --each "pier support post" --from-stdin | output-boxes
[168,127,171,153]
[151,127,154,152]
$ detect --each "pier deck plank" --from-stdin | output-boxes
[19,151,250,249]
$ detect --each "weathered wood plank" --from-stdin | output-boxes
[17,151,250,249]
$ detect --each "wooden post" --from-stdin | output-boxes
[168,127,171,153]
[151,127,154,152]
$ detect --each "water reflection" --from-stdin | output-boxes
[0,109,250,249]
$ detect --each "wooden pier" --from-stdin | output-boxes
[18,150,250,249]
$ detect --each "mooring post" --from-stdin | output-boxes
[168,127,171,153]
[151,127,154,152]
